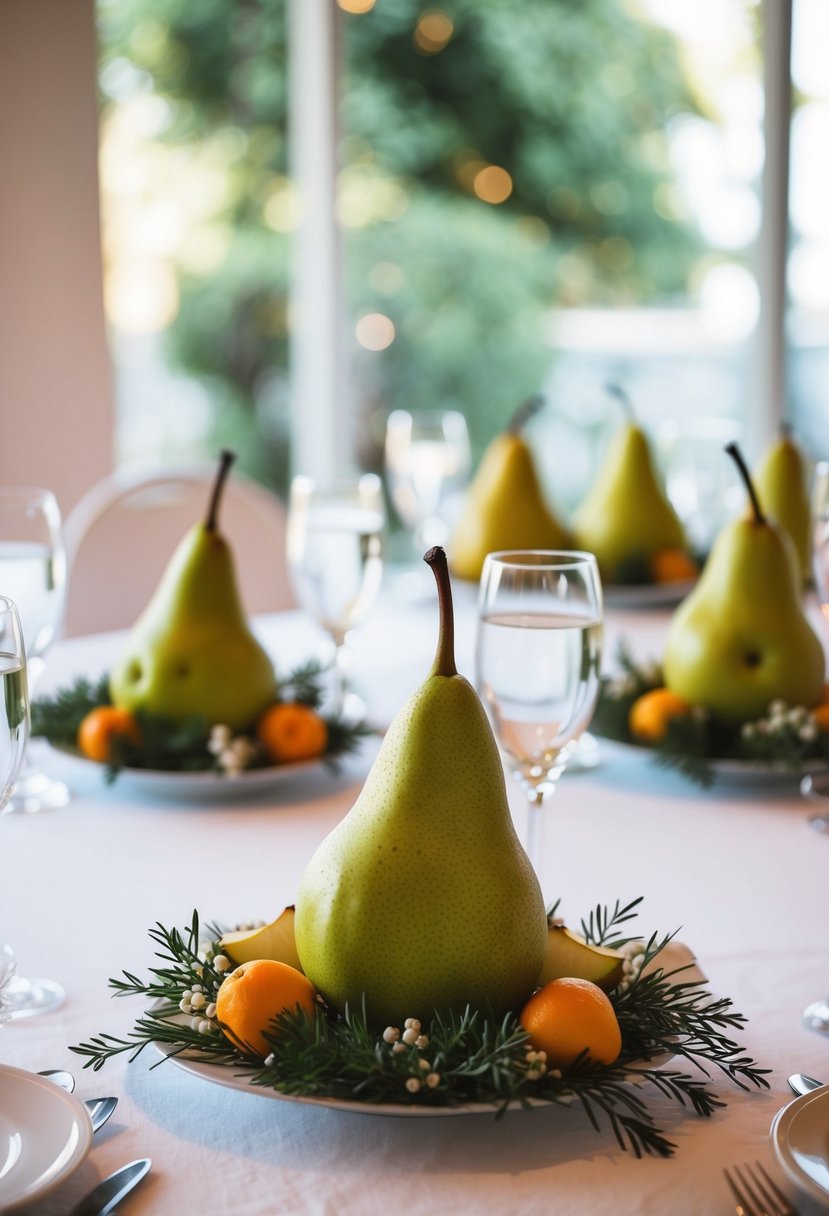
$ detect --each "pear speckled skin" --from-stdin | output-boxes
[294,672,547,1026]
[109,460,277,732]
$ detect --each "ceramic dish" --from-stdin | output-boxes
[0,1065,93,1212]
[596,735,829,788]
[44,743,325,802]
[602,580,695,609]
[771,1085,829,1209]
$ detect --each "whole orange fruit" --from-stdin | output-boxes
[650,547,698,584]
[215,959,317,1056]
[77,706,141,763]
[519,976,622,1069]
[628,687,690,743]
[257,702,328,764]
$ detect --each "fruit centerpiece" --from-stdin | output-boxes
[34,452,367,779]
[74,549,768,1155]
[594,443,827,784]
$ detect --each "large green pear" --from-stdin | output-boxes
[663,444,824,723]
[754,430,811,585]
[572,389,686,582]
[449,397,569,582]
[109,452,277,731]
[295,547,546,1025]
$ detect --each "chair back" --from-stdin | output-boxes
[64,465,295,636]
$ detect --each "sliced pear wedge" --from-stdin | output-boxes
[536,924,625,991]
[219,906,303,971]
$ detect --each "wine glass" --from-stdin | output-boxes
[0,487,69,812]
[287,473,385,717]
[0,595,65,1017]
[475,551,603,886]
[384,410,471,552]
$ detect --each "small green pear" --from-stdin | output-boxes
[295,546,546,1025]
[537,924,624,991]
[572,386,686,582]
[754,428,811,585]
[220,907,303,971]
[663,444,824,723]
[109,451,277,731]
[449,397,570,582]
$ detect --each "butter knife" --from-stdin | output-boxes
[70,1159,151,1216]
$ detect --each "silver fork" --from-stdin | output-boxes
[723,1161,798,1216]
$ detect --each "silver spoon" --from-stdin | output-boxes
[84,1095,118,1134]
[39,1068,75,1092]
[788,1072,824,1096]
[70,1158,151,1216]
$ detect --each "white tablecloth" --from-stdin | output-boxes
[2,581,827,1215]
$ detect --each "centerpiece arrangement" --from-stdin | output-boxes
[594,442,827,784]
[74,548,768,1156]
[34,452,367,781]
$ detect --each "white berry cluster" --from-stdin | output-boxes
[741,700,819,745]
[615,939,648,995]
[382,1018,440,1092]
[179,983,219,1035]
[523,1048,552,1081]
[208,725,259,776]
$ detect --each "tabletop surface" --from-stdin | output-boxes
[1,574,827,1215]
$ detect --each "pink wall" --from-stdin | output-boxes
[0,0,114,517]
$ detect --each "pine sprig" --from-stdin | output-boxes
[69,901,770,1158]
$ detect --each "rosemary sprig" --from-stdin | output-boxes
[70,901,770,1158]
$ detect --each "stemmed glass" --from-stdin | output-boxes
[0,487,69,812]
[287,473,385,718]
[475,551,603,887]
[0,595,65,1018]
[384,410,471,551]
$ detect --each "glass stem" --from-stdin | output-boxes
[525,787,548,884]
[331,639,349,718]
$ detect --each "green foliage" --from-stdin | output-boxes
[97,0,703,487]
[71,902,769,1156]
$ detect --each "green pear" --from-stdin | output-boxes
[220,907,303,971]
[754,429,811,585]
[109,451,277,731]
[537,924,624,992]
[663,444,824,723]
[449,397,570,582]
[295,546,546,1025]
[572,386,686,582]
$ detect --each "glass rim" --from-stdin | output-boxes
[0,594,19,614]
[290,472,382,492]
[482,549,599,570]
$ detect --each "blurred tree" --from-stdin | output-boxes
[97,0,701,486]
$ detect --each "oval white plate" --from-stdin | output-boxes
[771,1085,829,1208]
[0,1065,93,1212]
[45,743,324,802]
[603,580,695,609]
[597,735,829,788]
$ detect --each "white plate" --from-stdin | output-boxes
[45,743,325,802]
[603,580,695,609]
[597,735,829,787]
[771,1085,829,1208]
[0,1065,93,1212]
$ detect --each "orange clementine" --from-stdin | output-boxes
[628,687,690,743]
[813,703,829,733]
[520,976,622,1069]
[257,702,328,764]
[650,547,698,584]
[215,959,317,1057]
[77,706,141,763]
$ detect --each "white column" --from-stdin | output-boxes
[288,0,351,481]
[755,0,793,452]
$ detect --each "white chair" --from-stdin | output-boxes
[63,463,296,637]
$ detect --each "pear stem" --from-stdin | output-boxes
[505,395,545,436]
[725,441,765,524]
[604,382,634,420]
[205,450,236,532]
[423,546,457,677]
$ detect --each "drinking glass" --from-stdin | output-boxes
[475,551,603,882]
[0,487,69,812]
[384,410,471,551]
[287,473,385,717]
[0,595,65,1017]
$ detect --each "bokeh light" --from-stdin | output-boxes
[473,165,513,205]
[356,313,396,351]
[414,10,454,55]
